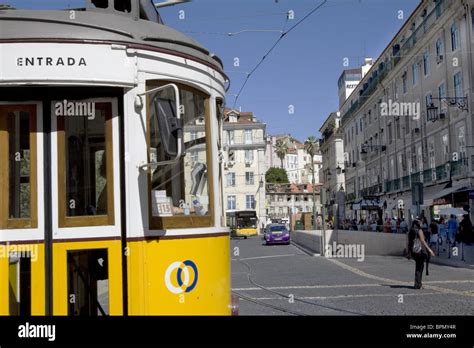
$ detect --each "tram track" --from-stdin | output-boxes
[236,257,368,316]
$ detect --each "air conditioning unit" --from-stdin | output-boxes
[352,163,357,167]
[413,127,420,134]
[245,160,253,167]
[439,112,446,120]
[436,55,444,63]
[226,160,235,168]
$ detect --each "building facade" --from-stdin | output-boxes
[265,134,323,185]
[266,183,321,222]
[223,109,267,224]
[341,0,474,222]
[319,112,346,224]
[265,134,323,223]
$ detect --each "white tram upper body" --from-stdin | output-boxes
[0,0,231,316]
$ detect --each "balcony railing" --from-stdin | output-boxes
[423,169,433,184]
[384,158,466,193]
[402,175,410,188]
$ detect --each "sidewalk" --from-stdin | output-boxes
[429,242,474,269]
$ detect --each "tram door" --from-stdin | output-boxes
[0,104,42,316]
[0,96,123,316]
[51,98,122,316]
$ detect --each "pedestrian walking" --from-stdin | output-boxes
[438,217,447,249]
[459,214,473,245]
[400,218,408,234]
[391,218,397,234]
[447,214,458,246]
[407,220,435,289]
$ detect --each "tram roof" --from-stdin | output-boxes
[0,0,225,74]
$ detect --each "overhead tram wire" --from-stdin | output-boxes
[232,0,328,109]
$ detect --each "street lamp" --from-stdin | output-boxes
[426,96,468,122]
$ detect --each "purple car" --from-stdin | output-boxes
[264,224,290,245]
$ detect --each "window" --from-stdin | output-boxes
[423,49,430,76]
[8,253,31,315]
[0,105,37,229]
[454,72,463,99]
[114,0,132,12]
[67,249,109,316]
[148,83,213,229]
[227,195,236,210]
[402,73,407,94]
[442,134,449,162]
[436,38,444,63]
[451,22,460,51]
[57,102,114,227]
[91,0,108,8]
[425,93,433,111]
[428,140,436,169]
[246,195,256,209]
[245,172,254,185]
[388,123,393,144]
[438,83,446,99]
[458,126,466,160]
[227,130,234,145]
[244,149,254,163]
[244,129,252,144]
[412,63,418,85]
[226,173,235,187]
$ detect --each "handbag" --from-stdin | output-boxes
[412,236,422,254]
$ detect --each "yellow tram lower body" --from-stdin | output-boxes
[0,235,230,316]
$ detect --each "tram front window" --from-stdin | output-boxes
[149,84,211,227]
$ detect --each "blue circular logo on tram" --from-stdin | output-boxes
[164,260,199,294]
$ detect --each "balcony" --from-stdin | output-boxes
[423,169,433,184]
[402,175,410,188]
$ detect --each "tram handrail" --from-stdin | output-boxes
[135,83,183,171]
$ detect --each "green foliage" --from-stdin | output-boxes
[266,167,289,184]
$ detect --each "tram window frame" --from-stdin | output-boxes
[57,102,115,228]
[0,105,38,230]
[147,81,215,230]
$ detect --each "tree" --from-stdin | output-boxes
[304,136,319,230]
[265,167,289,184]
[274,138,288,169]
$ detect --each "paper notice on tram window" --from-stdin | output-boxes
[152,190,173,217]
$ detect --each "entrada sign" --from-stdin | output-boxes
[16,57,87,67]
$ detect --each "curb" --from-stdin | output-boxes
[290,240,320,257]
[429,258,474,269]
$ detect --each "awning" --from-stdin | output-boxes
[425,186,468,205]
[361,199,385,210]
[351,199,362,210]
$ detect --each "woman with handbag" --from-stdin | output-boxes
[407,220,435,289]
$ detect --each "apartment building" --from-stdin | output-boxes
[341,0,474,222]
[319,112,346,224]
[265,134,323,184]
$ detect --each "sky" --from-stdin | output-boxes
[6,0,420,141]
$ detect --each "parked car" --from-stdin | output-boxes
[264,224,290,245]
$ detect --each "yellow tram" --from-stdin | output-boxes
[0,0,231,315]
